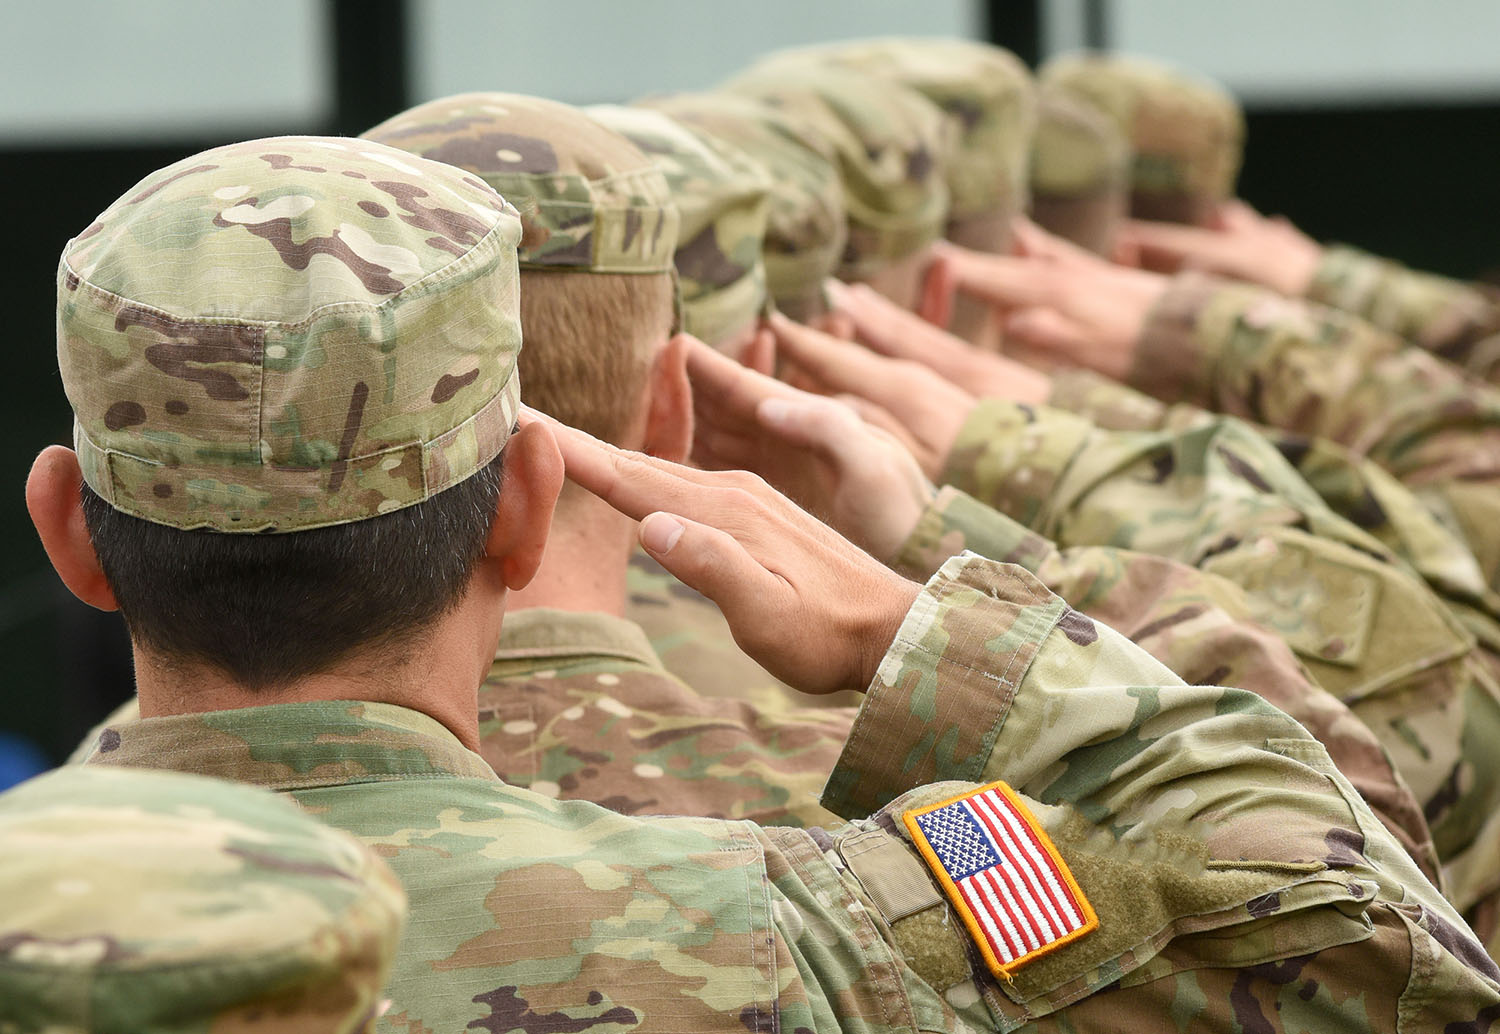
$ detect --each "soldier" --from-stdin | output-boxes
[0,765,405,1032]
[721,60,953,314]
[733,37,1034,348]
[37,135,1500,1030]
[1028,86,1132,258]
[1039,51,1244,227]
[355,92,1434,866]
[1040,53,1500,381]
[636,90,848,324]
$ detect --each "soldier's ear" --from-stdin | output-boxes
[641,333,693,466]
[26,446,119,612]
[484,421,563,591]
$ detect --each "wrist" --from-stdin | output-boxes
[852,573,922,691]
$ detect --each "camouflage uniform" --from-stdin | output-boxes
[938,395,1500,945]
[0,765,404,1033]
[1039,52,1244,226]
[55,135,1500,1031]
[638,91,848,319]
[585,104,772,349]
[1028,86,1131,256]
[78,554,1500,1033]
[1121,274,1500,598]
[1307,244,1500,383]
[722,60,952,279]
[744,38,1035,229]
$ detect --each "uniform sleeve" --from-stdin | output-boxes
[800,553,1500,1031]
[890,504,1442,886]
[1126,272,1500,588]
[1308,243,1500,382]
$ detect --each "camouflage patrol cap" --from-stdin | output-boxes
[587,104,772,349]
[1029,86,1131,255]
[362,93,679,274]
[1040,52,1244,224]
[755,38,1036,223]
[0,766,405,1033]
[639,92,848,317]
[724,61,951,279]
[59,136,524,533]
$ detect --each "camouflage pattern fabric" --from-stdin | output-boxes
[1129,273,1500,597]
[363,93,679,274]
[77,554,1500,1031]
[1308,243,1500,382]
[937,397,1500,936]
[638,92,848,317]
[480,607,848,827]
[892,485,1442,887]
[1040,51,1243,225]
[586,104,772,349]
[1028,86,1131,256]
[57,137,523,532]
[1049,366,1500,617]
[747,38,1035,223]
[0,765,405,1033]
[723,62,952,278]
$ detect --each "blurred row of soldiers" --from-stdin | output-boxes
[6,36,1500,1033]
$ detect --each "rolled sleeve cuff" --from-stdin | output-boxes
[821,553,1066,819]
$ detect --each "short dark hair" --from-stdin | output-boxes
[79,454,505,690]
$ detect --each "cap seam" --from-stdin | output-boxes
[58,211,517,334]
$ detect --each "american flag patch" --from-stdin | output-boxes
[904,781,1097,978]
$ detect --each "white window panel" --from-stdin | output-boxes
[413,0,982,107]
[1107,0,1500,105]
[0,0,329,143]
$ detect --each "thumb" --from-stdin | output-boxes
[638,511,775,622]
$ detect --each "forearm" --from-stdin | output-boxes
[1309,244,1500,380]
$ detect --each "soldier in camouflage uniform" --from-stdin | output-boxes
[39,131,1500,1032]
[732,38,1031,350]
[355,91,1436,870]
[709,43,1500,919]
[722,59,953,310]
[0,765,404,1032]
[1048,53,1500,382]
[1039,52,1244,227]
[637,90,848,322]
[1028,86,1131,257]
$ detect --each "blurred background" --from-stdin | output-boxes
[2,0,1497,776]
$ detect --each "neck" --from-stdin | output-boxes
[132,571,509,754]
[505,490,634,618]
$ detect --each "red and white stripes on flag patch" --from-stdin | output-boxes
[904,781,1097,979]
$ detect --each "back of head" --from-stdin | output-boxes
[641,92,847,322]
[363,94,678,442]
[587,104,772,351]
[1040,51,1244,224]
[723,59,952,281]
[1029,86,1131,255]
[0,766,406,1033]
[60,136,526,687]
[764,38,1035,246]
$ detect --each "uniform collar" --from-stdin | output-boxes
[493,608,664,672]
[79,699,498,790]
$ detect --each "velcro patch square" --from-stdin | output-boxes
[904,781,1097,979]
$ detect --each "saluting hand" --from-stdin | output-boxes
[531,408,921,695]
